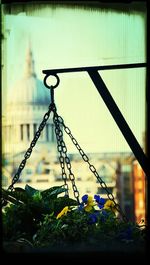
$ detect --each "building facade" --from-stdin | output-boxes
[2,44,57,183]
[132,160,146,223]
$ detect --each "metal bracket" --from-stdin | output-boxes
[42,62,149,177]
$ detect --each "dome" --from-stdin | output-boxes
[8,76,51,106]
[7,44,51,106]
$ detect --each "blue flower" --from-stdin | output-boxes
[94,194,106,209]
[101,209,109,216]
[101,209,110,220]
[88,213,98,224]
[81,194,88,203]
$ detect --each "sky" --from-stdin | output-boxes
[2,4,146,154]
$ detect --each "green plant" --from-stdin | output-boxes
[33,194,146,250]
[2,184,77,242]
[2,185,146,252]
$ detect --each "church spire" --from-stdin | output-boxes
[24,41,36,78]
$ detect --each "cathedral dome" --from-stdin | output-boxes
[7,44,50,106]
[9,76,50,106]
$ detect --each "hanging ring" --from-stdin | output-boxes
[43,73,60,89]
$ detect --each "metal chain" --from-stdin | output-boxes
[2,78,127,221]
[53,111,80,204]
[52,107,69,197]
[56,114,128,221]
[7,104,54,192]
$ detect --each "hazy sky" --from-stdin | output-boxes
[2,5,146,154]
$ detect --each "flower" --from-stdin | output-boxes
[85,195,95,212]
[78,194,118,217]
[88,213,98,224]
[56,206,71,219]
[94,194,106,209]
[80,194,95,212]
[103,199,116,214]
[82,194,88,203]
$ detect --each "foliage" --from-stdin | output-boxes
[33,194,146,250]
[2,184,77,241]
[2,185,146,252]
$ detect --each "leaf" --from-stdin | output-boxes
[32,191,42,202]
[2,188,27,202]
[13,187,30,202]
[28,200,49,218]
[14,187,26,192]
[25,184,40,198]
[53,196,78,215]
[41,186,67,201]
[2,189,24,206]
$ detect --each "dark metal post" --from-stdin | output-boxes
[88,70,150,178]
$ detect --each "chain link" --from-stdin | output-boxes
[53,112,80,204]
[53,110,69,196]
[7,104,54,192]
[57,115,128,221]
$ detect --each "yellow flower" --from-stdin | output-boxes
[56,206,71,219]
[104,200,116,213]
[84,205,93,212]
[87,195,94,204]
[84,195,95,212]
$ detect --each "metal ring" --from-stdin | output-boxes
[43,74,60,89]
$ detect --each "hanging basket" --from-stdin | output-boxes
[2,74,146,255]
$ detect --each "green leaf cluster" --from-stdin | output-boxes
[2,184,146,252]
[33,207,146,250]
[2,184,77,241]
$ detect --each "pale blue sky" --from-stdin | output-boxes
[2,5,146,153]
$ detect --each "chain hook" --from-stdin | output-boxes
[43,73,60,89]
[43,73,60,105]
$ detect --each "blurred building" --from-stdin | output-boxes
[132,160,146,223]
[2,43,57,183]
[121,163,134,220]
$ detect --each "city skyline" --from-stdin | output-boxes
[2,4,146,154]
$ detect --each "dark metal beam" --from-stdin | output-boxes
[43,62,146,75]
[42,62,149,177]
[88,70,149,177]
